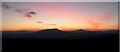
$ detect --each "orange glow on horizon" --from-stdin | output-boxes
[2,2,118,31]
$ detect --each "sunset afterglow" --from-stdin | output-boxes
[2,2,119,31]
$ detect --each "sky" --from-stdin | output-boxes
[2,2,119,31]
[0,2,2,32]
[1,0,119,2]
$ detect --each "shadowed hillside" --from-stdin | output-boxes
[2,29,119,52]
[2,28,119,39]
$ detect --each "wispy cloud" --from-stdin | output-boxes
[2,3,37,19]
[101,11,112,22]
[15,9,28,13]
[2,3,11,10]
[85,11,112,28]
[48,24,56,25]
[87,20,99,28]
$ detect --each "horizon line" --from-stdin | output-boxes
[1,28,119,32]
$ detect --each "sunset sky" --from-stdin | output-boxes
[2,2,119,31]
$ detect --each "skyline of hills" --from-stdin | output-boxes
[3,28,119,39]
[2,28,119,32]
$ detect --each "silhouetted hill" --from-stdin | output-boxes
[77,29,88,31]
[105,30,119,33]
[2,30,32,39]
[27,28,70,39]
[3,29,119,52]
[3,30,31,33]
[35,28,64,33]
[2,29,119,39]
[41,28,61,31]
[17,30,31,32]
[69,29,89,33]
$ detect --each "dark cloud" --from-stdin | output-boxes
[2,3,10,10]
[2,3,37,19]
[28,12,36,14]
[37,21,42,23]
[25,11,36,19]
[15,9,36,19]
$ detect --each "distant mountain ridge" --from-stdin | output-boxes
[37,28,62,32]
[2,30,32,34]
[3,28,119,39]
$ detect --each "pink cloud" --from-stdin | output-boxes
[40,6,80,20]
[87,20,99,28]
[101,11,112,22]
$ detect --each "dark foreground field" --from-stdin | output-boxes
[2,29,119,52]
